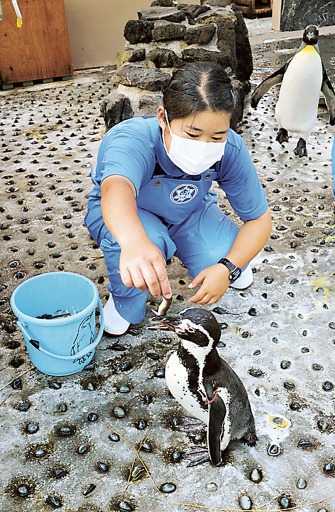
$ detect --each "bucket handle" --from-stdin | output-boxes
[17,299,104,361]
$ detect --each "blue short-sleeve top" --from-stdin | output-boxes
[88,116,268,222]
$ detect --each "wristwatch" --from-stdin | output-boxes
[218,258,241,283]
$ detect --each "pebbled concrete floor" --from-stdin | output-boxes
[1,18,335,512]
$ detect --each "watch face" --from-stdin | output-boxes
[230,268,241,282]
[218,258,241,282]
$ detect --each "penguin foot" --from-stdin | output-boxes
[276,128,289,144]
[184,445,211,467]
[177,416,206,434]
[294,138,307,157]
[241,431,258,447]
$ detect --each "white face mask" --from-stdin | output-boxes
[163,112,227,175]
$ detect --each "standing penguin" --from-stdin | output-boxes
[151,308,257,466]
[251,25,335,157]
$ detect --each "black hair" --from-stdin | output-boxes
[162,63,235,121]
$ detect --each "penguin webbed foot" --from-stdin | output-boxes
[276,128,289,144]
[183,445,212,467]
[241,431,258,447]
[294,138,307,157]
[176,415,206,434]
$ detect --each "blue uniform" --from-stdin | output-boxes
[85,116,268,323]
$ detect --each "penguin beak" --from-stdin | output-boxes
[304,25,318,42]
[147,314,181,332]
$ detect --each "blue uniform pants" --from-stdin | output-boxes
[85,200,240,324]
[332,136,335,199]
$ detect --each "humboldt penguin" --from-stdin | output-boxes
[151,308,257,466]
[251,24,335,157]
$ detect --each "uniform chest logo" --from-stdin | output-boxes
[170,184,198,204]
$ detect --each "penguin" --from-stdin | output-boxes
[251,24,335,157]
[70,313,94,356]
[151,308,257,466]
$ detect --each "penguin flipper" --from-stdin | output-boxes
[207,395,226,466]
[250,64,288,108]
[321,65,335,125]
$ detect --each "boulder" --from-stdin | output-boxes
[138,93,164,115]
[216,17,237,71]
[151,0,174,6]
[112,65,171,92]
[177,4,211,23]
[152,20,187,41]
[147,48,184,68]
[184,24,216,45]
[181,47,233,69]
[115,48,146,68]
[230,3,253,80]
[100,93,134,131]
[138,6,186,22]
[124,20,154,44]
[200,0,232,5]
[230,79,245,131]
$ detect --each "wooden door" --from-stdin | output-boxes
[0,0,73,85]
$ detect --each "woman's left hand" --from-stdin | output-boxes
[188,264,230,305]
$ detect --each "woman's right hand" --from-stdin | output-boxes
[119,237,172,299]
[101,175,172,299]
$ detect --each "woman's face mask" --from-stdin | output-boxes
[163,111,227,175]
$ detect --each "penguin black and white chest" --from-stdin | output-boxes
[251,24,335,157]
[162,308,257,466]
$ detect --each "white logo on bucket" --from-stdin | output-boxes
[70,312,95,356]
[170,184,198,204]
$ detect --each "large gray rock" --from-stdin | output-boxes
[182,47,233,69]
[124,20,154,44]
[147,48,184,68]
[152,20,187,41]
[230,3,253,81]
[216,16,237,71]
[138,6,186,22]
[230,79,245,131]
[200,0,232,5]
[100,93,134,131]
[109,2,254,130]
[184,24,216,45]
[177,4,211,23]
[116,48,146,68]
[151,0,174,6]
[138,92,164,115]
[112,65,171,91]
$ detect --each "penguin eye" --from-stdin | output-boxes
[187,327,196,333]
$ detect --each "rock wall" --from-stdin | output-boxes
[101,0,253,132]
[280,0,335,31]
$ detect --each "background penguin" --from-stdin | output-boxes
[152,308,257,466]
[251,24,335,157]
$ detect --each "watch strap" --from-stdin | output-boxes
[218,257,241,283]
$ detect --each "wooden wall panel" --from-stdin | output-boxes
[0,0,73,85]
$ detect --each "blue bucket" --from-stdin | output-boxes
[10,272,104,376]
